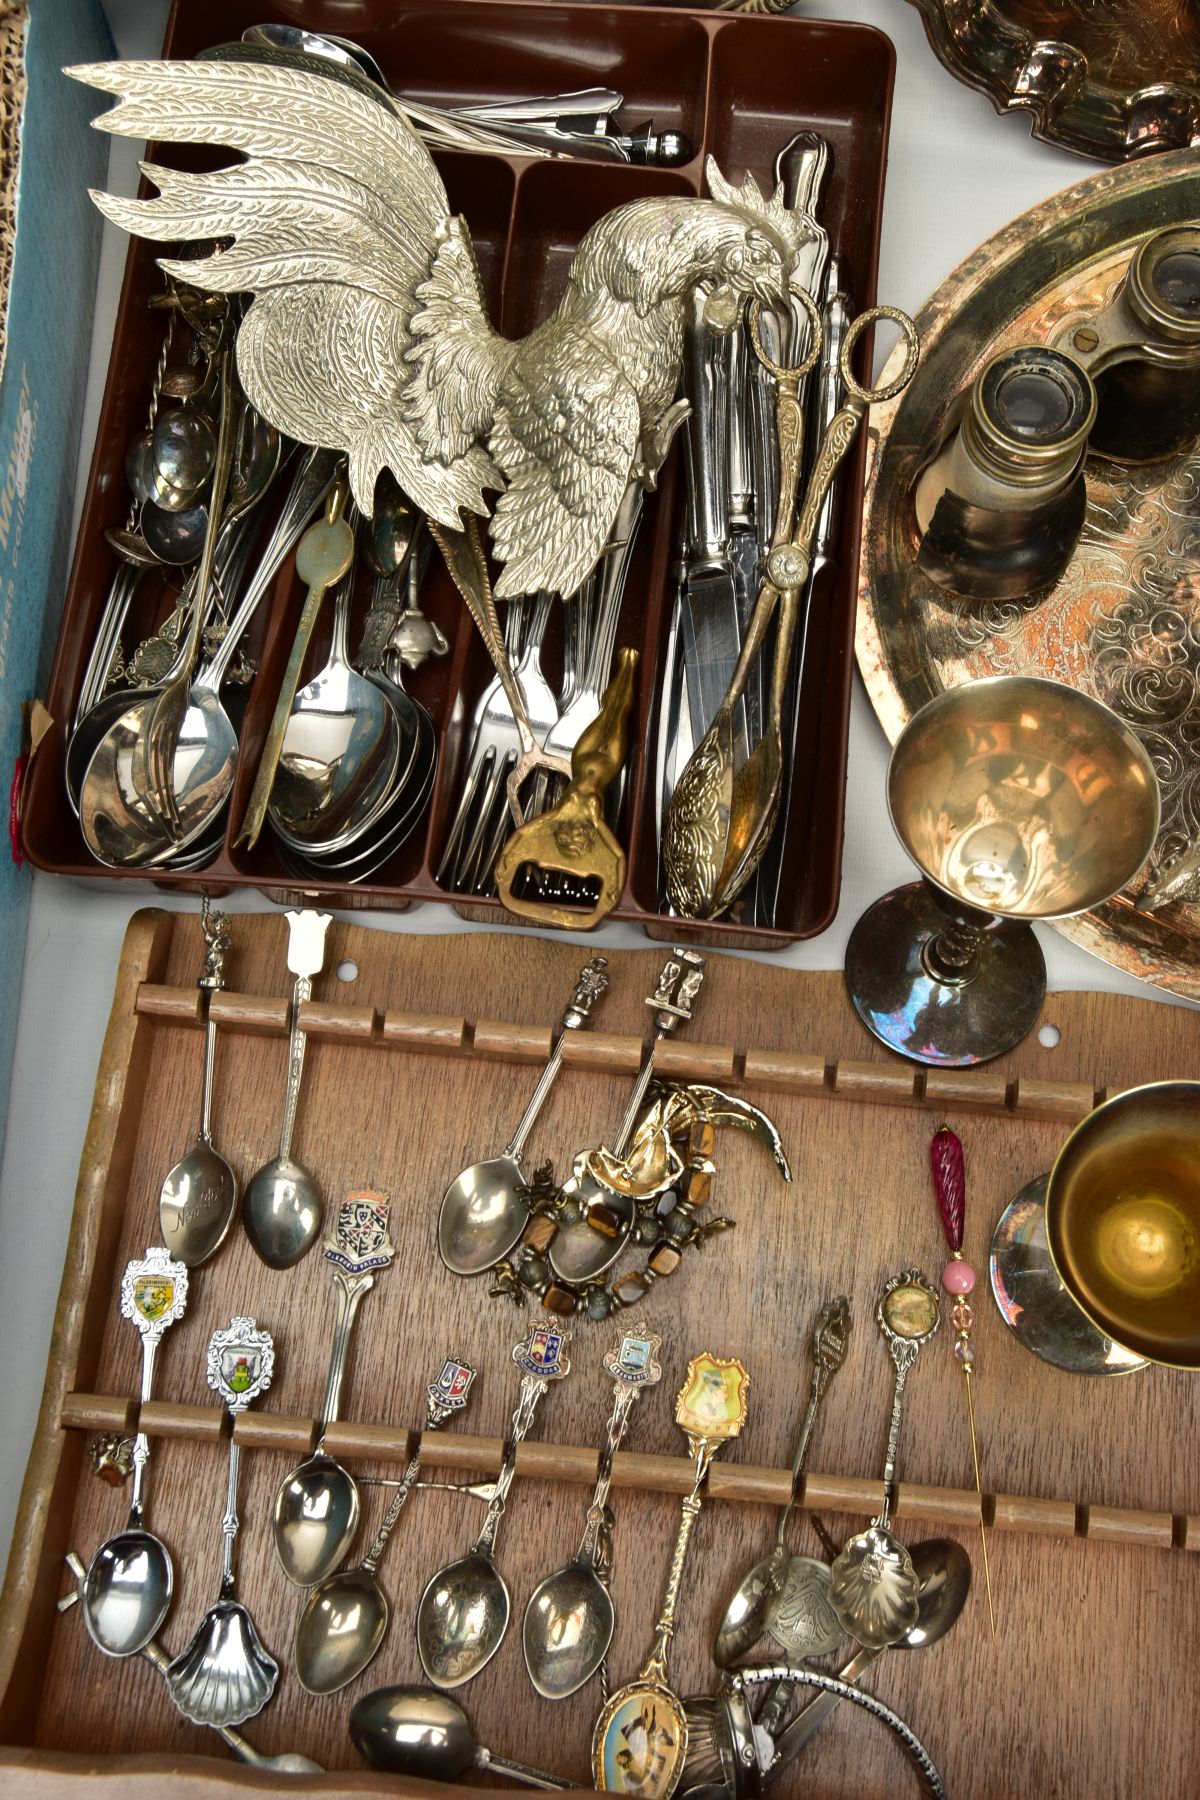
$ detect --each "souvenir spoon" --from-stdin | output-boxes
[829,1270,940,1651]
[524,1325,663,1700]
[417,1322,572,1689]
[714,1296,850,1670]
[167,1318,278,1726]
[61,1555,323,1775]
[765,1537,972,1769]
[350,1686,578,1789]
[242,909,331,1269]
[548,950,706,1286]
[82,1248,188,1656]
[592,1352,750,1798]
[438,957,611,1276]
[158,902,238,1267]
[273,1190,395,1586]
[294,1355,477,1695]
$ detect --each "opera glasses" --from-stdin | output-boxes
[914,224,1200,603]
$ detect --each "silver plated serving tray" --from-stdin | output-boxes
[908,0,1200,163]
[857,150,1200,1004]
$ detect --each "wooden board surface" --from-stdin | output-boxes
[2,910,1199,1799]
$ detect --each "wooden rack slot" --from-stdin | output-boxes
[134,981,1116,1123]
[56,1394,1191,1554]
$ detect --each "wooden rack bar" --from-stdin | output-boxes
[136,982,1105,1123]
[57,1391,1193,1553]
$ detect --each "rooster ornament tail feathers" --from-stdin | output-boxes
[70,55,819,600]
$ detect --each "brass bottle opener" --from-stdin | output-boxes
[494,646,638,929]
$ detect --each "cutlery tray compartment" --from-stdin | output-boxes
[25,0,895,947]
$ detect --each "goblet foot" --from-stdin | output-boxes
[844,881,1046,1066]
[989,1176,1148,1377]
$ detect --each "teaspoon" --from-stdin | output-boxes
[61,1554,323,1774]
[166,1319,278,1727]
[523,1325,663,1700]
[829,1270,941,1651]
[158,902,238,1267]
[272,1189,396,1586]
[548,950,705,1286]
[714,1296,851,1670]
[82,1248,188,1657]
[764,1537,972,1770]
[242,910,330,1270]
[417,1323,571,1689]
[438,957,611,1276]
[350,1686,578,1789]
[294,1356,477,1695]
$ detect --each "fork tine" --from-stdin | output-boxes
[473,752,520,894]
[436,746,492,886]
[458,749,510,893]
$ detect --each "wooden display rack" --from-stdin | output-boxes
[1,910,1198,1797]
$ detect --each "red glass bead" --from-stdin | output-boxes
[929,1125,966,1252]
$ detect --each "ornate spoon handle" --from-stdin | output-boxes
[505,958,610,1160]
[361,1358,477,1576]
[119,1249,189,1528]
[475,1325,572,1560]
[576,1328,663,1571]
[773,1295,852,1553]
[640,1439,713,1687]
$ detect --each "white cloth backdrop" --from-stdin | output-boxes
[0,0,1188,1567]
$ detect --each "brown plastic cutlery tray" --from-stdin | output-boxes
[24,0,895,950]
[1,911,1198,1796]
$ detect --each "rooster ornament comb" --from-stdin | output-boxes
[70,53,820,604]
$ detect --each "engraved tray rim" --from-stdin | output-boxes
[855,148,1200,1006]
[906,0,1200,164]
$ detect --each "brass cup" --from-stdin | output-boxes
[845,675,1160,1067]
[888,674,1160,921]
[1045,1081,1200,1370]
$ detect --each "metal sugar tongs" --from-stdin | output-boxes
[662,298,920,919]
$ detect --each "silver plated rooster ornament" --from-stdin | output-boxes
[70,57,820,601]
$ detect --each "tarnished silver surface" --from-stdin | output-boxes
[858,151,1200,1000]
[73,59,817,602]
[166,1317,277,1728]
[908,0,1200,163]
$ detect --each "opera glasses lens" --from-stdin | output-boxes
[1150,249,1200,319]
[912,345,1096,603]
[1084,225,1200,464]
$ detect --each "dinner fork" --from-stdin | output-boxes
[437,590,559,891]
